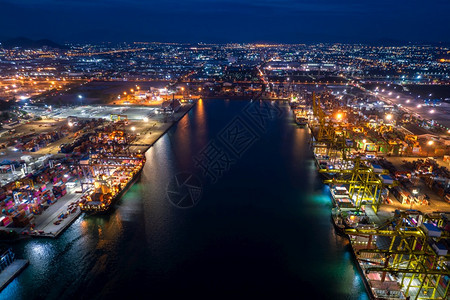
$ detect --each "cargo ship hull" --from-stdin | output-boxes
[80,160,145,215]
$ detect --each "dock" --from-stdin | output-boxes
[304,91,450,300]
[0,102,196,240]
[0,259,29,292]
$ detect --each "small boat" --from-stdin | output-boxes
[295,116,308,127]
[331,206,346,234]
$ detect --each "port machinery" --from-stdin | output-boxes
[310,92,353,164]
[320,157,396,213]
[76,153,143,193]
[311,92,335,147]
[345,211,450,300]
[310,92,396,213]
[309,92,449,298]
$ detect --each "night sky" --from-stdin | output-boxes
[1,0,449,43]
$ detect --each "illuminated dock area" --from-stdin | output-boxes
[306,90,450,300]
[0,99,195,239]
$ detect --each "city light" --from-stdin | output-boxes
[2,28,450,300]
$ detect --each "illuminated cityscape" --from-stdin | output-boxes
[0,1,449,300]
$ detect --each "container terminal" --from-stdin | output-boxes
[302,90,450,299]
[0,79,195,291]
[0,94,194,237]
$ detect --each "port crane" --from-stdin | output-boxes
[320,157,395,212]
[345,212,450,300]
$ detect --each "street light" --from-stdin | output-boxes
[386,114,393,121]
[131,126,136,132]
[427,140,434,146]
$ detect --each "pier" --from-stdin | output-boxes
[0,249,29,292]
[306,91,450,300]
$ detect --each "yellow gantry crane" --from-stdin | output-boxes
[311,92,339,160]
[320,157,396,212]
[312,92,336,142]
[345,212,450,300]
[311,92,396,213]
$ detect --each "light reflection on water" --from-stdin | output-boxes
[1,99,368,300]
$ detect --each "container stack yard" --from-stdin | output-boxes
[0,158,81,238]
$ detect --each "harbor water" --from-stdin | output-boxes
[1,99,368,299]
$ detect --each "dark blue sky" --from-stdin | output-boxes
[1,0,449,43]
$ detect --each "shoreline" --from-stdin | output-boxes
[50,102,197,235]
[0,259,29,292]
[143,102,195,153]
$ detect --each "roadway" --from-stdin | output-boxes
[357,83,450,130]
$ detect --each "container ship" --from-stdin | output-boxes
[79,154,145,214]
[329,185,370,234]
[292,103,311,127]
